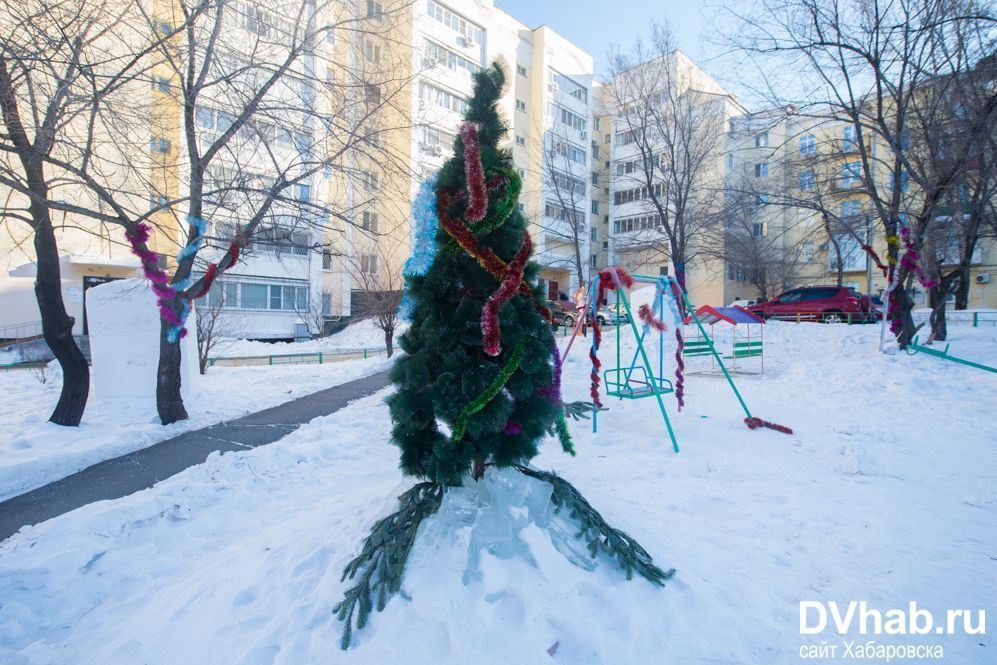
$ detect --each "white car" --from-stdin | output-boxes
[728,299,757,308]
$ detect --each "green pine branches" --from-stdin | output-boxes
[334,482,444,650]
[515,466,676,586]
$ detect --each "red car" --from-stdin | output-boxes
[747,286,875,323]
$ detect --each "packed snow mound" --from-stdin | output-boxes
[350,467,672,660]
[216,318,410,358]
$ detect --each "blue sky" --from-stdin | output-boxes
[494,0,716,80]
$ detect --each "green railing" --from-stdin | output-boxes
[208,347,389,368]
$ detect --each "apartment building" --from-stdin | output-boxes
[726,110,996,308]
[603,51,746,308]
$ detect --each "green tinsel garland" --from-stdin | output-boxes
[515,465,676,586]
[476,167,522,234]
[450,339,527,444]
[554,412,576,455]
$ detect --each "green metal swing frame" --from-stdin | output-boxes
[588,273,759,454]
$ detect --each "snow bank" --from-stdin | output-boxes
[216,318,410,358]
[0,322,994,663]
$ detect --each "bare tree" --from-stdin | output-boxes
[194,291,246,373]
[344,239,404,357]
[0,0,188,425]
[607,22,735,291]
[722,0,997,347]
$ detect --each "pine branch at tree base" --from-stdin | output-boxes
[515,466,676,586]
[334,482,443,650]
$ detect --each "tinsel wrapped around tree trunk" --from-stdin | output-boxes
[335,62,673,649]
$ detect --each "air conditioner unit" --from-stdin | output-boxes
[418,99,426,109]
[976,273,991,284]
[464,37,476,48]
[431,145,443,156]
[421,57,435,68]
[548,82,558,93]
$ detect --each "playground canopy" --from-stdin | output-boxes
[693,306,765,326]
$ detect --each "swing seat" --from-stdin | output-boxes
[604,366,674,400]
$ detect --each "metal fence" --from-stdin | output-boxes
[207,347,389,368]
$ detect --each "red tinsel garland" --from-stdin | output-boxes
[668,279,686,410]
[745,417,794,435]
[588,267,635,407]
[482,232,532,356]
[861,244,889,277]
[638,303,667,332]
[461,123,488,223]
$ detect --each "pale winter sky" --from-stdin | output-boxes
[495,0,721,80]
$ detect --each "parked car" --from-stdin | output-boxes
[746,286,875,323]
[728,299,757,308]
[548,300,582,327]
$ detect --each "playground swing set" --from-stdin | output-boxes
[560,267,792,454]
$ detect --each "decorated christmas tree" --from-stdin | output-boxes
[334,62,673,649]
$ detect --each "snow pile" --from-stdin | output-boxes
[0,356,392,502]
[0,323,995,663]
[216,318,409,358]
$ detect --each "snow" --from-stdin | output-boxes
[215,318,409,358]
[0,356,392,502]
[1,322,995,664]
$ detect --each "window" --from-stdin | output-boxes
[516,99,527,112]
[362,211,379,232]
[604,134,611,144]
[591,200,599,214]
[799,171,815,191]
[242,5,271,36]
[269,284,283,310]
[842,125,857,151]
[727,153,735,169]
[295,183,311,202]
[659,266,669,276]
[240,283,268,309]
[322,249,332,270]
[754,132,768,147]
[798,240,815,262]
[591,255,598,268]
[617,129,635,145]
[150,137,171,154]
[751,222,766,237]
[516,64,527,77]
[322,292,332,315]
[544,201,585,225]
[364,40,381,64]
[800,134,816,155]
[550,71,587,103]
[591,143,600,159]
[515,134,526,146]
[425,39,480,76]
[360,253,378,274]
[594,117,601,131]
[149,193,168,210]
[151,76,171,93]
[591,172,599,186]
[754,193,769,210]
[365,84,381,105]
[754,162,768,178]
[360,170,380,191]
[554,105,586,132]
[841,161,862,188]
[426,1,485,44]
[421,125,455,153]
[366,0,383,19]
[419,82,469,114]
[591,227,598,241]
[840,199,861,219]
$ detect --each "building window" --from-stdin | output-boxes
[425,39,481,76]
[843,125,857,151]
[890,170,910,192]
[426,1,485,44]
[591,200,599,214]
[151,76,171,93]
[591,172,599,186]
[149,193,169,210]
[754,132,768,147]
[360,253,378,274]
[727,153,735,169]
[419,81,470,114]
[659,266,669,276]
[799,171,815,191]
[841,161,862,188]
[800,134,816,155]
[240,283,268,310]
[594,117,601,131]
[752,222,765,237]
[604,133,611,144]
[515,99,527,112]
[360,170,380,191]
[364,40,381,64]
[798,240,815,262]
[322,249,332,270]
[362,211,379,232]
[591,254,598,268]
[591,227,598,241]
[150,136,171,154]
[295,183,311,202]
[515,134,526,146]
[366,0,383,19]
[365,84,381,105]
[840,199,862,219]
[754,162,768,177]
[516,64,527,77]
[322,292,332,315]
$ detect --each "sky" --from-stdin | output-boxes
[494,0,718,81]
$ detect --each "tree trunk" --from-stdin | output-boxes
[384,328,394,358]
[156,318,188,425]
[889,279,919,349]
[33,215,89,426]
[953,265,970,310]
[472,457,486,481]
[927,284,948,342]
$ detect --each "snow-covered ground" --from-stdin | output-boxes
[214,318,408,358]
[0,355,392,502]
[1,322,994,664]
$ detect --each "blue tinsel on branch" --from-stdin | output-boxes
[399,174,439,320]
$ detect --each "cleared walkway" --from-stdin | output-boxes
[0,369,392,541]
